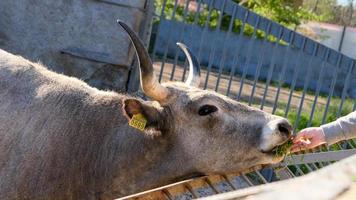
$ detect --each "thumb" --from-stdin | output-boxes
[292,131,309,143]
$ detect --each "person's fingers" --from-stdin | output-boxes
[291,138,326,152]
[293,134,312,145]
[291,135,314,151]
[300,137,311,145]
[291,127,326,152]
[309,140,326,149]
[292,131,308,143]
[290,142,309,153]
[290,145,303,153]
[293,127,320,143]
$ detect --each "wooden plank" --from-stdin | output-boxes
[117,165,266,200]
[338,183,356,200]
[118,150,356,199]
[198,154,356,200]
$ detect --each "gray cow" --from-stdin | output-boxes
[0,21,292,200]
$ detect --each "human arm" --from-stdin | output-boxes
[321,111,356,145]
[291,111,356,151]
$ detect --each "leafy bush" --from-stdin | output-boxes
[154,0,322,40]
[275,98,354,132]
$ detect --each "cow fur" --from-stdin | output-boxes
[0,49,290,199]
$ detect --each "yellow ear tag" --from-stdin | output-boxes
[129,113,147,131]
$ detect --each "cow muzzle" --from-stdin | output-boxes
[259,118,293,153]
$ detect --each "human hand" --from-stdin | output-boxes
[291,127,326,152]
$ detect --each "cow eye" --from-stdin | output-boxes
[198,105,218,116]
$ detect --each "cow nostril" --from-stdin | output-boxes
[277,122,292,137]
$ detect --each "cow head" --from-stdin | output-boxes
[118,21,292,175]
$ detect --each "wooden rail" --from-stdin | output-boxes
[117,150,356,200]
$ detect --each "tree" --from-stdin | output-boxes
[155,0,321,30]
[303,0,356,26]
[236,0,319,28]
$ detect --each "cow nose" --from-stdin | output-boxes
[277,120,293,137]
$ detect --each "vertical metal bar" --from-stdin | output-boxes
[338,25,347,52]
[162,189,174,200]
[226,57,237,96]
[151,0,168,61]
[297,57,330,180]
[236,16,261,101]
[241,175,254,186]
[204,178,220,194]
[309,163,320,171]
[170,0,193,81]
[203,0,227,90]
[272,31,295,114]
[179,0,204,82]
[260,27,284,110]
[337,61,355,117]
[221,175,238,190]
[190,0,204,35]
[226,10,249,96]
[306,49,330,127]
[322,54,355,149]
[151,0,169,86]
[175,0,204,81]
[196,0,215,61]
[248,22,272,106]
[294,43,318,131]
[184,183,198,198]
[158,0,180,82]
[215,4,238,92]
[284,37,307,117]
[287,166,301,177]
[301,161,314,173]
[321,55,342,124]
[278,166,296,178]
[290,164,306,176]
[338,0,353,51]
[195,0,215,87]
[297,164,312,174]
[254,171,268,184]
[308,145,332,167]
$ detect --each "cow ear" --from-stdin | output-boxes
[123,98,165,136]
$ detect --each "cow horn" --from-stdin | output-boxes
[117,20,169,102]
[176,43,201,87]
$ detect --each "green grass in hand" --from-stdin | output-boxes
[273,140,293,158]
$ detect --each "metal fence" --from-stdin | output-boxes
[122,0,356,199]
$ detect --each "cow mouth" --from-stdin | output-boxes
[262,139,293,157]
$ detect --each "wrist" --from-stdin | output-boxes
[320,122,343,145]
[317,127,327,143]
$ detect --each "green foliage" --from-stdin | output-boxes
[273,140,293,157]
[155,0,322,30]
[303,0,347,25]
[238,0,320,28]
[275,98,354,132]
[278,97,354,176]
[154,0,325,45]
